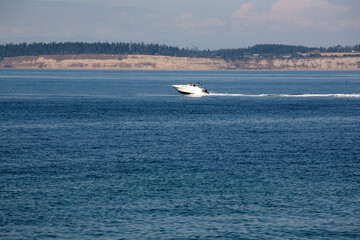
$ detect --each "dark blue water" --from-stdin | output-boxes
[1,69,360,239]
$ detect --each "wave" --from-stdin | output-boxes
[207,93,360,98]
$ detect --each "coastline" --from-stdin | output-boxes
[0,54,359,71]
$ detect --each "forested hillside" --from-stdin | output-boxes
[0,42,359,60]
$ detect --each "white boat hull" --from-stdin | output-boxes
[172,84,208,95]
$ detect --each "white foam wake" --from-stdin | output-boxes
[207,93,360,98]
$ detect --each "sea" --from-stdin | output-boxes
[1,69,360,239]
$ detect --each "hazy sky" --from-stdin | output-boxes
[0,0,359,49]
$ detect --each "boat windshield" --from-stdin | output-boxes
[189,82,204,87]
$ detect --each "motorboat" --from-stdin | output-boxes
[172,83,209,95]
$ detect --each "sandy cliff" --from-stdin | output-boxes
[0,54,359,70]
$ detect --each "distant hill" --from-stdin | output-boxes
[1,54,359,71]
[1,42,359,60]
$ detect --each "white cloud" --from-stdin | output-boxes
[232,0,354,31]
[205,17,225,27]
[231,2,256,21]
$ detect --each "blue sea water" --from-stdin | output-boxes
[0,69,360,239]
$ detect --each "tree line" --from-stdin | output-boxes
[0,42,359,60]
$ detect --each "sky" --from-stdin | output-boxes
[0,0,359,49]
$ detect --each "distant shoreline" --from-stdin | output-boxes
[0,54,359,71]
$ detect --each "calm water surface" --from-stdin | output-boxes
[1,70,360,239]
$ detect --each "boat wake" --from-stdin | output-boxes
[173,84,360,98]
[205,93,360,98]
